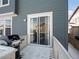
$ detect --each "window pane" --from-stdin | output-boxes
[5,28,11,36]
[2,0,8,5]
[5,19,11,36]
[0,29,3,35]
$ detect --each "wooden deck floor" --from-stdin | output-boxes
[21,44,55,59]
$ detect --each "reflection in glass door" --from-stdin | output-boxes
[30,16,49,45]
[39,17,49,45]
[30,18,38,44]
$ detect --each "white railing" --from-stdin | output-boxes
[53,36,72,59]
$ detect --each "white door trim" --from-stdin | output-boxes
[27,11,53,47]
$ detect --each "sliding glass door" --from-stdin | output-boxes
[27,12,53,46]
[30,16,49,45]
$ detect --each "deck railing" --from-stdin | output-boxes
[20,35,73,59]
[53,36,72,59]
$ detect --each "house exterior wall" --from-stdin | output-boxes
[12,0,68,49]
[0,0,18,15]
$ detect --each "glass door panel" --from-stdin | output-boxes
[39,17,49,45]
[30,18,38,44]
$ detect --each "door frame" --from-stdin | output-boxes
[27,11,53,47]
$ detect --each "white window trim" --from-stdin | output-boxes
[11,17,12,35]
[0,0,10,7]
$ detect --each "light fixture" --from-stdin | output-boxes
[24,19,26,22]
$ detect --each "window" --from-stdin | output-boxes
[5,28,11,36]
[0,29,3,35]
[0,0,9,7]
[3,0,8,5]
[5,18,12,36]
[0,17,12,36]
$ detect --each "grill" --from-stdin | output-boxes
[0,34,23,59]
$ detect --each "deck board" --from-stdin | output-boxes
[21,44,55,59]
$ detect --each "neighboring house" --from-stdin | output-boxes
[68,6,79,34]
[0,0,68,50]
[68,6,79,50]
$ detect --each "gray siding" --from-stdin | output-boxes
[0,0,17,14]
[12,0,68,49]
